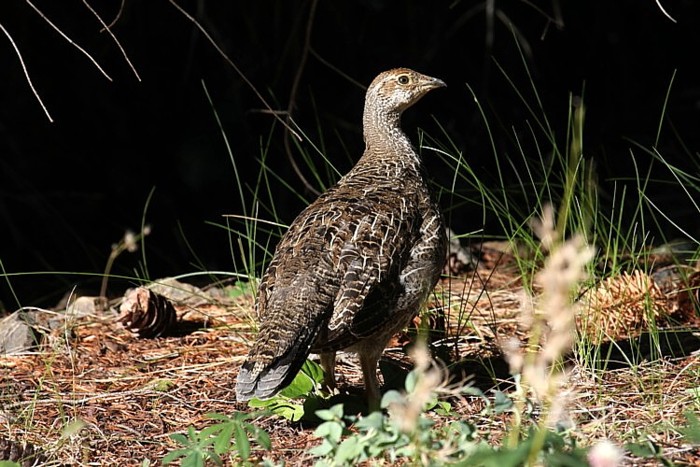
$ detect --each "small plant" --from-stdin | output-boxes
[499,204,597,463]
[458,427,588,467]
[247,359,328,421]
[622,410,700,466]
[305,304,603,467]
[162,412,271,466]
[308,343,482,466]
[679,410,700,445]
[100,225,152,300]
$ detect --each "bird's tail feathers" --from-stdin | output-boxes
[235,322,320,401]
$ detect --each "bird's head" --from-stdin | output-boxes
[365,68,446,115]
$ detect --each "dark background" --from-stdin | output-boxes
[1,1,699,310]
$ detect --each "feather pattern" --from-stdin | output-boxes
[235,68,448,407]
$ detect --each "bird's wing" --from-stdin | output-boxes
[236,206,341,401]
[320,200,416,349]
[237,188,416,399]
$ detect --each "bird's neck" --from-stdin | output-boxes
[362,106,420,167]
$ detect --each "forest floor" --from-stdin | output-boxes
[1,243,700,466]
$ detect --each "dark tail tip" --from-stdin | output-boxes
[236,361,293,401]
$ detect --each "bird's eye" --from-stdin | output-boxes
[397,75,410,85]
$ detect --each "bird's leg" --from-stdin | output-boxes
[359,348,383,412]
[320,351,336,392]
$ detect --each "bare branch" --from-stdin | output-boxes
[0,21,53,122]
[168,0,302,141]
[82,0,141,81]
[102,0,126,32]
[655,0,677,23]
[25,0,113,81]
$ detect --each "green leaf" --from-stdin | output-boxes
[252,425,272,450]
[315,404,343,421]
[460,385,486,399]
[308,439,335,457]
[275,401,306,422]
[206,412,235,422]
[227,281,251,299]
[168,433,190,446]
[458,443,530,467]
[404,369,419,393]
[544,450,588,467]
[300,358,326,384]
[62,418,86,437]
[233,422,251,460]
[277,359,325,398]
[248,397,305,421]
[336,436,362,462]
[245,360,329,422]
[161,448,188,465]
[213,422,234,454]
[206,452,223,467]
[314,421,343,443]
[279,371,314,398]
[200,423,224,441]
[435,400,453,416]
[162,415,271,467]
[380,389,403,409]
[354,411,384,430]
[680,410,700,444]
[247,397,275,408]
[0,462,20,467]
[448,420,477,439]
[423,393,440,411]
[628,437,666,459]
[492,390,513,414]
[180,451,205,467]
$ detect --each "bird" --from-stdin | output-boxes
[235,68,447,409]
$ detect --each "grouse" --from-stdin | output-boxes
[235,68,447,408]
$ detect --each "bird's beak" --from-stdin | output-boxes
[431,77,447,89]
[422,76,446,90]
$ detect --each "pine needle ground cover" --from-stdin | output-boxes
[1,237,699,465]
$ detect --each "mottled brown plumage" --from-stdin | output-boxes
[235,68,447,407]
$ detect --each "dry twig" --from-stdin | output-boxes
[0,21,53,122]
[81,0,141,81]
[25,0,113,81]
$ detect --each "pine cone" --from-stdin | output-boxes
[117,287,177,338]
